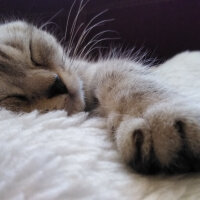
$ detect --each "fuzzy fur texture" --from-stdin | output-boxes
[1,51,200,199]
[1,21,200,174]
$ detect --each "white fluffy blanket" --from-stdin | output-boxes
[1,51,200,200]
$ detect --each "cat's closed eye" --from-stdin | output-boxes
[10,95,29,101]
[2,95,29,103]
[30,54,42,67]
[29,42,43,67]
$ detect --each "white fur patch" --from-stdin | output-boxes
[1,51,200,200]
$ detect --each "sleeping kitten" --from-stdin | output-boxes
[0,20,200,174]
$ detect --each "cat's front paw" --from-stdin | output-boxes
[115,104,200,174]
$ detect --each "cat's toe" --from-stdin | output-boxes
[164,119,200,173]
[129,129,161,174]
[115,117,158,174]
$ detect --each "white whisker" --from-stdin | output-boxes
[64,0,77,42]
[39,9,63,30]
[61,0,78,65]
[67,0,90,55]
[82,46,104,60]
[78,30,117,59]
[69,22,84,49]
[82,37,119,60]
[71,9,111,57]
[72,18,114,58]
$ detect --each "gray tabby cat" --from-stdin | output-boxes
[0,20,199,174]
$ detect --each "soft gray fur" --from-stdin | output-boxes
[0,20,199,174]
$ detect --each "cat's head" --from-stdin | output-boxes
[0,20,85,114]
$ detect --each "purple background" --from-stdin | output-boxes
[0,0,200,62]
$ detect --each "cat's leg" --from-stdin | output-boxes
[93,61,200,174]
[114,102,200,174]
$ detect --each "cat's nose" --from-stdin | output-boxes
[48,75,68,98]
